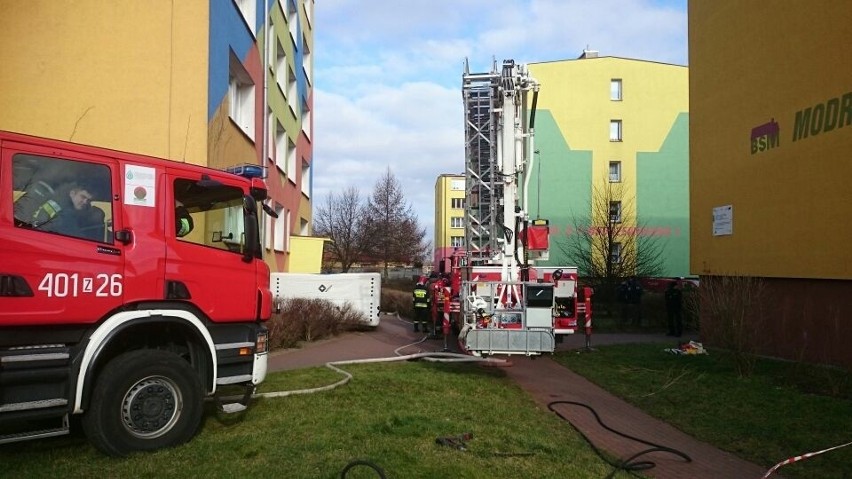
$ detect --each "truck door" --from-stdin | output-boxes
[163,175,258,322]
[0,142,125,326]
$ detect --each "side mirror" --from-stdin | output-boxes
[242,195,260,263]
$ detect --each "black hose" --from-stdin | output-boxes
[547,400,691,479]
[530,90,538,129]
[340,459,387,479]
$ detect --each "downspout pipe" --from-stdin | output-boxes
[260,0,270,251]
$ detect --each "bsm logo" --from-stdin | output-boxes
[751,119,780,154]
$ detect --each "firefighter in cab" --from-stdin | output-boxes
[412,278,431,333]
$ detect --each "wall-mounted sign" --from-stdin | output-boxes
[749,90,851,154]
[713,205,733,236]
[751,119,780,154]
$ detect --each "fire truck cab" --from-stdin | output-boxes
[0,130,273,455]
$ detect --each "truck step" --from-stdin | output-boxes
[212,383,254,414]
[1,344,70,369]
[219,403,248,414]
[0,415,69,445]
[0,398,67,413]
[216,374,253,385]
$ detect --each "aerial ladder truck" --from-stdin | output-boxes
[433,59,592,356]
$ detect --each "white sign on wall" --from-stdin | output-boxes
[713,205,733,236]
[451,179,465,191]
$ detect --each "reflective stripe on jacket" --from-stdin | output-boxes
[413,288,429,307]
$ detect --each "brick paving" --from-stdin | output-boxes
[267,313,779,479]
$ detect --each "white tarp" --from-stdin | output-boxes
[270,273,381,327]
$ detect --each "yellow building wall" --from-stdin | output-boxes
[689,1,852,279]
[529,57,688,210]
[288,236,327,273]
[0,1,209,164]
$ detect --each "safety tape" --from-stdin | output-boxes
[761,440,852,478]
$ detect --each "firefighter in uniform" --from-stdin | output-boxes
[412,280,430,333]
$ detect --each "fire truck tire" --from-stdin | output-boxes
[82,349,204,456]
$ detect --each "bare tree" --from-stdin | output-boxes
[363,167,429,278]
[313,186,368,273]
[557,177,665,301]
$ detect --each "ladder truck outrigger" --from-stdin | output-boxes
[433,59,593,357]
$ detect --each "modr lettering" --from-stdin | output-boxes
[793,91,852,141]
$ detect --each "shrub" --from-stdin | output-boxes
[689,275,766,377]
[381,288,413,319]
[267,298,365,350]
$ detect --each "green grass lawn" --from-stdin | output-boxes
[0,362,613,479]
[553,343,852,479]
[2,344,849,478]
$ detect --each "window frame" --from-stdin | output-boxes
[233,0,256,37]
[610,78,622,101]
[610,242,623,264]
[609,161,622,182]
[228,52,256,140]
[609,120,623,142]
[273,204,287,252]
[300,160,310,198]
[609,200,622,223]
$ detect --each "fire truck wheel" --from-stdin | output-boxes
[82,349,204,456]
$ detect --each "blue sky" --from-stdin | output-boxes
[312,0,688,244]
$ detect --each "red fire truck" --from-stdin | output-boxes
[0,130,274,455]
[432,59,592,356]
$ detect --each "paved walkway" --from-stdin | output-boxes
[267,314,778,479]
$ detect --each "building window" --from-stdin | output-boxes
[609,120,622,142]
[610,79,622,101]
[451,198,465,209]
[266,24,275,70]
[609,201,622,223]
[610,242,622,264]
[301,101,311,140]
[274,36,287,93]
[287,138,297,183]
[287,64,298,114]
[265,208,273,250]
[302,33,312,86]
[450,236,464,248]
[287,0,298,44]
[273,204,287,252]
[234,0,256,36]
[229,52,256,140]
[301,160,310,197]
[274,121,287,173]
[285,210,291,252]
[450,217,464,228]
[609,161,622,182]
